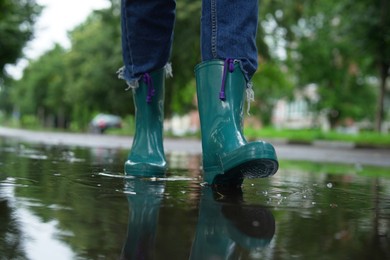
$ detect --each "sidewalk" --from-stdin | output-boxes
[1,126,390,167]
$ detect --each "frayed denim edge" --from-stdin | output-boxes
[234,59,255,115]
[246,81,255,115]
[116,66,140,90]
[117,63,173,91]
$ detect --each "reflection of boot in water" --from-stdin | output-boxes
[120,178,165,260]
[217,187,275,249]
[190,187,275,259]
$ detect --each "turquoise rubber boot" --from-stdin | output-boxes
[195,60,278,186]
[124,68,167,176]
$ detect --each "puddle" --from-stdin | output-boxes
[0,138,389,259]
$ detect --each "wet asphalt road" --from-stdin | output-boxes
[1,126,389,167]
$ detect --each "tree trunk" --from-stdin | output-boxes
[375,0,389,132]
[375,63,389,132]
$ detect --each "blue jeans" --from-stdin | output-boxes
[119,0,259,85]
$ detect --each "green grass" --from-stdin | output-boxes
[279,160,390,177]
[244,127,390,147]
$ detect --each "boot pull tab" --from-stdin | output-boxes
[219,58,235,101]
[143,73,155,103]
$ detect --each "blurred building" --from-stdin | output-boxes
[272,84,329,130]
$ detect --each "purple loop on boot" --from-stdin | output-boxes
[219,59,235,101]
[143,73,155,103]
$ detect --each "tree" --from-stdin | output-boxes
[296,6,377,127]
[267,0,378,128]
[64,6,127,130]
[0,0,41,114]
[0,0,41,78]
[166,1,201,117]
[250,4,298,125]
[11,45,69,127]
[342,0,390,131]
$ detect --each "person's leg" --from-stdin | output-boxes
[200,0,258,80]
[119,0,176,175]
[119,0,176,87]
[196,0,278,186]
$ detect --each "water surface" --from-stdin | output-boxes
[0,138,389,259]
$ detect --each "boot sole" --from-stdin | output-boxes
[213,158,278,187]
[226,158,278,179]
[206,141,279,186]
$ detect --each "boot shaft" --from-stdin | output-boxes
[133,68,165,127]
[132,68,165,147]
[195,60,247,154]
[126,67,167,174]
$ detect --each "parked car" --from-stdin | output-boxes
[89,114,122,134]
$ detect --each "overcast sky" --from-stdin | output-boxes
[6,0,110,79]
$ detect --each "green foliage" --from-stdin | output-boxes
[11,45,69,127]
[341,0,390,131]
[0,0,41,76]
[0,0,41,116]
[251,61,295,125]
[0,77,13,114]
[167,1,201,116]
[8,4,127,130]
[64,7,127,129]
[292,1,378,126]
[20,114,40,129]
[258,0,383,128]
